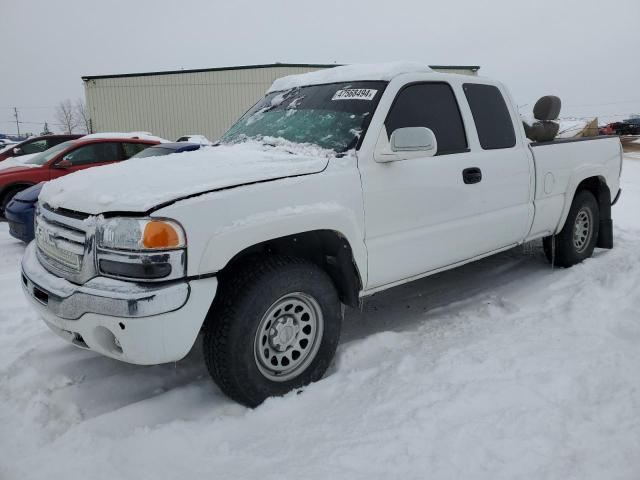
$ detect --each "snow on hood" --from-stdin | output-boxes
[268,62,433,92]
[0,153,40,172]
[40,140,336,214]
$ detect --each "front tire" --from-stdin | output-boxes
[203,255,342,407]
[543,190,599,267]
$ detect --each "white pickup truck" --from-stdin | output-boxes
[21,62,623,407]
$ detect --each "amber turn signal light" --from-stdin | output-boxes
[143,220,182,249]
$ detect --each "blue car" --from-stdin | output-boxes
[5,142,202,243]
[5,182,42,242]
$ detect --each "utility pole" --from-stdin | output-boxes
[13,107,20,137]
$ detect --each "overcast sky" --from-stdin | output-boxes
[1,0,639,136]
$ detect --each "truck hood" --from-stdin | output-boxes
[40,141,334,214]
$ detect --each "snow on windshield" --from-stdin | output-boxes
[221,81,386,152]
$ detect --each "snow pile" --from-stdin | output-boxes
[269,61,433,92]
[82,132,171,143]
[40,140,334,213]
[1,159,640,478]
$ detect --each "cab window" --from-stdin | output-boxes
[385,82,468,155]
[463,83,516,150]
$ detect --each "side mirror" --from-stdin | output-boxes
[390,127,437,153]
[375,127,438,163]
[13,147,22,156]
[54,159,72,169]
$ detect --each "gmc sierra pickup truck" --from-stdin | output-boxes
[21,62,623,407]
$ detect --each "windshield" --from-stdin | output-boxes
[24,141,74,165]
[132,146,175,158]
[220,81,386,152]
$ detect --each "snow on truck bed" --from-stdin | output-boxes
[2,157,640,479]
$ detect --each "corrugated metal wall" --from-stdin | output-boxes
[84,65,477,141]
[84,66,325,141]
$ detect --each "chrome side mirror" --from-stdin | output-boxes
[390,127,437,153]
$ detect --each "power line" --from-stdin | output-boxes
[0,120,66,126]
[0,105,57,110]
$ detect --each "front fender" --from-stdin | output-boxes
[153,158,368,284]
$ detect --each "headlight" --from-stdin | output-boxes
[98,217,186,251]
[96,217,187,282]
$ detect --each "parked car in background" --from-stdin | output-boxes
[133,142,202,158]
[0,138,18,147]
[20,63,622,407]
[0,136,158,213]
[5,182,42,242]
[0,134,83,162]
[6,142,201,242]
[176,134,214,146]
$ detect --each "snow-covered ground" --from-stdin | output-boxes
[1,156,640,480]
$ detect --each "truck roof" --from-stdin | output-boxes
[267,62,434,92]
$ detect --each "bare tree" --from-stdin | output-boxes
[55,99,79,134]
[75,98,91,133]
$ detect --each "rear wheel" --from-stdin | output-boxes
[203,255,342,407]
[543,190,599,267]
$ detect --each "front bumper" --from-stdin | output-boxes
[21,243,217,364]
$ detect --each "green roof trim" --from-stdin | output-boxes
[81,63,480,81]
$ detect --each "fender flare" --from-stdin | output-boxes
[555,166,608,234]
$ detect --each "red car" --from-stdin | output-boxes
[0,137,159,213]
[0,134,83,162]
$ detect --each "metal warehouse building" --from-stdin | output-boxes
[82,63,480,141]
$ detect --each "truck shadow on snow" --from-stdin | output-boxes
[38,241,555,421]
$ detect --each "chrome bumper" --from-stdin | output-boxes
[21,242,189,320]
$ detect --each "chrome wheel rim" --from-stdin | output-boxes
[573,208,593,253]
[254,292,323,382]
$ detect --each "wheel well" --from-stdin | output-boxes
[220,230,362,308]
[575,176,612,248]
[0,183,33,207]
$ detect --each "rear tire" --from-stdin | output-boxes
[203,255,342,407]
[543,190,599,267]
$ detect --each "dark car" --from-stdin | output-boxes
[5,142,201,242]
[0,134,83,162]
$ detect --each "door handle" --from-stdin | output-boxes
[462,167,482,184]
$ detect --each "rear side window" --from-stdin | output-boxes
[385,83,468,155]
[46,137,70,149]
[463,83,516,149]
[122,142,150,159]
[21,139,48,154]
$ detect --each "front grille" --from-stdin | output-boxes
[36,205,97,284]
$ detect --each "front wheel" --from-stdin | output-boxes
[543,190,600,267]
[203,255,342,407]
